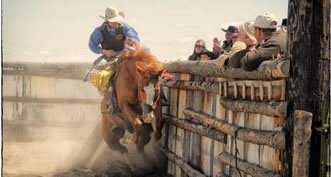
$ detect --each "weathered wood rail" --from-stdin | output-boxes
[3,61,91,79]
[160,59,313,177]
[163,59,289,80]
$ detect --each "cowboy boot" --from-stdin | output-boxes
[104,90,113,113]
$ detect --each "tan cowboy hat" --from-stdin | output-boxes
[253,12,278,29]
[100,6,125,22]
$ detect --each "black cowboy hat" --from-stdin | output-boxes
[221,25,239,32]
[198,49,217,60]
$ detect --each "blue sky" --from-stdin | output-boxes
[2,0,288,62]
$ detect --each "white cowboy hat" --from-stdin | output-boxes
[100,6,125,22]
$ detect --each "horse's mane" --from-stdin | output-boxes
[126,49,164,73]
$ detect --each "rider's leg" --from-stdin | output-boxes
[107,74,119,114]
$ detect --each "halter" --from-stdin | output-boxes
[137,78,161,109]
[137,72,171,109]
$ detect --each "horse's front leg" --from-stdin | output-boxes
[119,102,144,144]
[153,101,164,140]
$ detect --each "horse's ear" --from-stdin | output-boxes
[158,68,165,76]
[149,68,165,78]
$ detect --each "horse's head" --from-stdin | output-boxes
[136,66,165,116]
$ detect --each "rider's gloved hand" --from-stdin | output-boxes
[102,49,115,57]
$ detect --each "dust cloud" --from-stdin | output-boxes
[3,118,169,177]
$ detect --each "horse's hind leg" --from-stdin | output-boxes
[102,117,137,171]
[102,117,128,154]
[109,127,128,153]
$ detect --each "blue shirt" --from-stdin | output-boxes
[88,22,140,60]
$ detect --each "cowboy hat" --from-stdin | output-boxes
[100,6,124,22]
[253,13,278,29]
[198,49,217,60]
[221,25,239,33]
[279,18,287,27]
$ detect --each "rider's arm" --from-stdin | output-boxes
[88,27,104,54]
[122,22,140,43]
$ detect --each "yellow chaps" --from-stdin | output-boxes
[89,66,114,95]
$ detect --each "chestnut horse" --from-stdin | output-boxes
[100,49,165,165]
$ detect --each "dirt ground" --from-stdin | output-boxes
[2,119,172,177]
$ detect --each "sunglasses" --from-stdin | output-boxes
[195,45,204,48]
[232,35,239,39]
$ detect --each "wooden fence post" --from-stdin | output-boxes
[286,0,330,176]
[292,110,313,177]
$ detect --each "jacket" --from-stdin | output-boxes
[241,30,287,71]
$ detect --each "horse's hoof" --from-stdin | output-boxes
[122,153,138,173]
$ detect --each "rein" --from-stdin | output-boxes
[153,89,161,108]
[137,80,142,104]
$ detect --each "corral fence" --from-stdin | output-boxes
[158,59,314,177]
[0,57,325,177]
[2,62,102,140]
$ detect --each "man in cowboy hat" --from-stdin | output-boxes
[240,13,287,71]
[89,6,140,61]
[88,6,141,113]
[213,25,239,57]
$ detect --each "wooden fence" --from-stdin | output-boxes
[2,62,102,139]
[0,60,316,177]
[160,59,313,177]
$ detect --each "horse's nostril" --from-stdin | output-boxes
[142,104,153,113]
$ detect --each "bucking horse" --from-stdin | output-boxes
[88,49,167,170]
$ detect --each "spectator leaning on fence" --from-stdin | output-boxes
[215,31,246,68]
[240,13,287,71]
[227,21,258,68]
[213,25,239,57]
[188,39,206,61]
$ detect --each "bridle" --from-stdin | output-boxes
[136,72,172,110]
[137,77,161,109]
